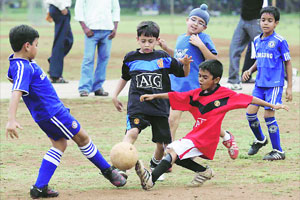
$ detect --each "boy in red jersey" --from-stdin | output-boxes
[135,59,288,190]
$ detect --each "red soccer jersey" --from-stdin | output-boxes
[168,85,253,160]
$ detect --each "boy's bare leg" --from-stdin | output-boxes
[122,128,139,144]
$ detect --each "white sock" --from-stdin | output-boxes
[223,131,231,141]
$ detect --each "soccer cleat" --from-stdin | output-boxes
[263,150,286,161]
[225,83,242,90]
[150,167,165,181]
[135,160,154,190]
[101,166,127,187]
[248,137,268,155]
[112,166,128,180]
[30,185,59,199]
[188,166,214,187]
[222,131,239,159]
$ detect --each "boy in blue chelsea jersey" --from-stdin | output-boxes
[242,6,293,160]
[159,4,239,160]
[6,25,126,199]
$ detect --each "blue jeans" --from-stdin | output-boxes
[78,30,112,93]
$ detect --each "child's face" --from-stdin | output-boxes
[25,38,38,60]
[186,16,207,36]
[137,34,158,54]
[198,69,220,92]
[260,13,278,36]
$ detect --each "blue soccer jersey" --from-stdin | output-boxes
[122,49,185,117]
[170,32,217,92]
[7,55,66,122]
[253,32,291,87]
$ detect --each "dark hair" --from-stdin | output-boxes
[9,24,39,52]
[260,6,280,21]
[199,59,223,79]
[137,21,160,38]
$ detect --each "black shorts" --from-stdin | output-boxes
[126,114,171,144]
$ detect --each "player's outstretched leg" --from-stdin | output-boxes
[188,166,214,187]
[30,185,59,199]
[222,131,239,159]
[135,160,154,190]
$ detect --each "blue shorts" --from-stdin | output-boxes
[37,108,81,141]
[126,114,171,144]
[252,86,283,110]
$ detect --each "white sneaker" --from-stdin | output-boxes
[135,160,154,190]
[225,83,242,90]
[187,166,214,187]
[150,167,165,181]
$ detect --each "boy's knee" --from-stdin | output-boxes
[72,129,90,147]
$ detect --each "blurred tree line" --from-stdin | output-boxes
[1,0,299,13]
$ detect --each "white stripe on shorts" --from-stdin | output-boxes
[271,87,279,105]
[167,139,203,160]
[50,116,74,139]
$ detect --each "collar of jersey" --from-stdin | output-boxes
[8,54,31,63]
[199,83,220,96]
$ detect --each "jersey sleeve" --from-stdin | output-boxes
[201,34,218,55]
[121,62,131,81]
[226,93,253,111]
[9,62,33,96]
[168,57,185,77]
[279,39,291,61]
[168,90,193,111]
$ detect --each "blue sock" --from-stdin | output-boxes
[79,140,110,171]
[246,113,265,141]
[265,117,282,152]
[35,147,63,188]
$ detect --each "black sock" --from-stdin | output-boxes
[151,153,172,183]
[175,157,206,172]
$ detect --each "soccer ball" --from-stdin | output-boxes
[110,142,138,170]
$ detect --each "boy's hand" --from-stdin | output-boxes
[108,28,117,39]
[242,70,251,82]
[45,12,53,23]
[6,121,22,139]
[158,38,168,50]
[285,87,292,102]
[112,98,124,112]
[189,34,204,47]
[61,8,68,15]
[273,104,289,111]
[83,27,94,37]
[140,94,154,102]
[178,54,193,66]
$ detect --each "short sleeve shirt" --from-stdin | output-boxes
[122,49,185,117]
[168,85,253,160]
[170,32,217,92]
[7,55,65,122]
[253,32,291,87]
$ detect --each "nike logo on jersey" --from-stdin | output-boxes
[136,73,162,89]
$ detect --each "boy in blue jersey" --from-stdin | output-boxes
[112,21,192,180]
[242,6,293,160]
[6,25,126,199]
[159,4,239,160]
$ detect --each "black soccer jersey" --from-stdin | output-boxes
[122,49,185,117]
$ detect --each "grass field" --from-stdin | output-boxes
[0,8,300,200]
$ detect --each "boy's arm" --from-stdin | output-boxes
[242,61,257,82]
[6,91,23,139]
[158,38,174,56]
[178,55,192,77]
[140,93,169,102]
[284,60,293,102]
[112,78,128,112]
[251,96,288,111]
[189,34,217,60]
[79,21,94,37]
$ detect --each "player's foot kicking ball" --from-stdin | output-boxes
[248,137,268,155]
[187,166,214,187]
[112,166,128,179]
[135,160,154,190]
[263,149,285,161]
[101,166,127,187]
[30,185,59,199]
[222,131,239,159]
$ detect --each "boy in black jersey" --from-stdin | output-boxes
[112,21,192,180]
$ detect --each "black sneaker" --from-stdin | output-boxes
[101,166,127,187]
[248,138,268,155]
[112,166,128,179]
[30,185,59,199]
[263,150,285,161]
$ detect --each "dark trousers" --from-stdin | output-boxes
[48,5,73,78]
